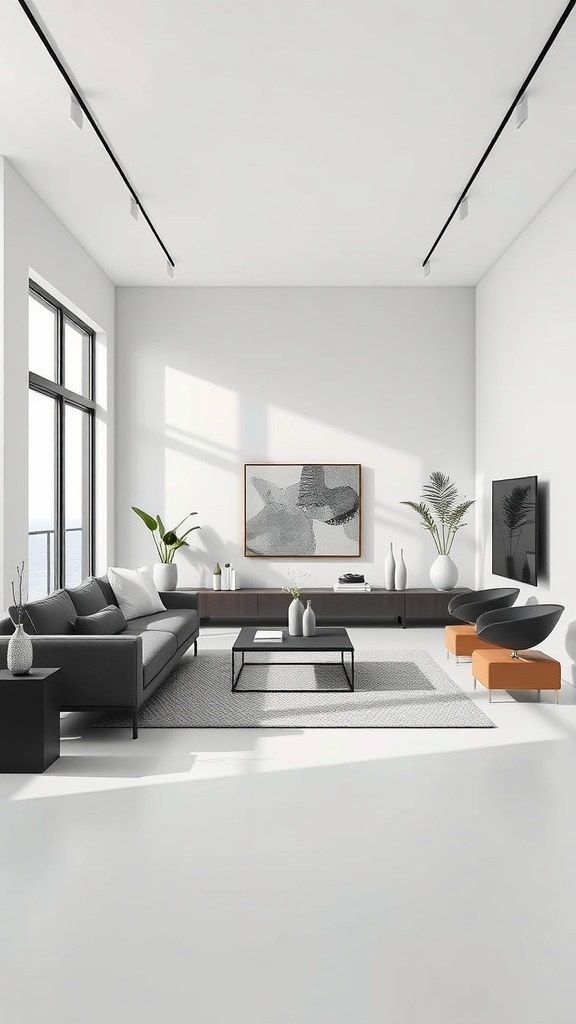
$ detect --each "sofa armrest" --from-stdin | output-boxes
[159,590,199,612]
[0,634,143,707]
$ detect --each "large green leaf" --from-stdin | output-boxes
[132,506,157,532]
[162,530,178,546]
[156,514,166,540]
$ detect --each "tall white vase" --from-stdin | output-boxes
[302,600,316,637]
[394,548,407,590]
[288,598,304,636]
[430,554,458,591]
[384,542,396,590]
[153,563,178,591]
[7,623,33,675]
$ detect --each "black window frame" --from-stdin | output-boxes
[28,280,96,593]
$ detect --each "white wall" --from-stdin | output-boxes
[0,159,115,605]
[116,287,475,589]
[476,172,576,680]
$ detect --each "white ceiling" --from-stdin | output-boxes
[0,0,575,286]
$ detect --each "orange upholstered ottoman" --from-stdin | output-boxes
[471,648,561,702]
[444,624,497,663]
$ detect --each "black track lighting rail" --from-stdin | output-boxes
[16,0,175,269]
[422,0,576,270]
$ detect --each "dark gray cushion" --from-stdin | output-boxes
[96,575,119,607]
[73,605,127,635]
[124,630,177,686]
[10,590,77,635]
[0,615,14,636]
[66,577,108,616]
[124,609,198,648]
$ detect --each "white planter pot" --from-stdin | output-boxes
[7,623,33,675]
[430,554,458,592]
[153,563,178,591]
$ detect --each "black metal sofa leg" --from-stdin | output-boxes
[194,639,198,656]
[133,707,138,739]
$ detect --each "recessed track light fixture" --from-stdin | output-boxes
[422,0,576,274]
[16,0,175,276]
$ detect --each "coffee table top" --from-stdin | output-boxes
[233,626,354,653]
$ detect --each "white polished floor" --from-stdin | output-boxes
[2,626,576,1024]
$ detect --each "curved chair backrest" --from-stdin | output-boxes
[476,604,564,652]
[448,587,520,625]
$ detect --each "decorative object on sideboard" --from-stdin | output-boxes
[230,568,237,590]
[302,600,316,637]
[212,563,222,591]
[400,471,475,592]
[334,573,371,592]
[245,463,361,557]
[383,543,396,590]
[8,562,33,675]
[132,506,200,591]
[221,563,231,590]
[395,548,407,590]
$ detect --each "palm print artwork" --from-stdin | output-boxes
[245,464,361,556]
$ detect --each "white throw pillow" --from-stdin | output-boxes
[107,566,166,620]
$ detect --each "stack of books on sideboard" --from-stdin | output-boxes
[333,574,371,593]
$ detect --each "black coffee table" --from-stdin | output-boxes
[231,626,355,693]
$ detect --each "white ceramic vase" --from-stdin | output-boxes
[384,542,396,590]
[153,563,178,592]
[302,600,316,637]
[7,623,33,675]
[430,554,458,591]
[230,569,237,590]
[221,566,230,590]
[395,548,407,590]
[288,597,304,636]
[213,574,221,591]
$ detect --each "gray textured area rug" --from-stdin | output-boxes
[94,649,494,729]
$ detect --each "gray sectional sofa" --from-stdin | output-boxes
[0,576,199,737]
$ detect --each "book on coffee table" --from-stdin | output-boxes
[254,630,283,642]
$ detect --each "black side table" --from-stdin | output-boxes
[0,668,61,773]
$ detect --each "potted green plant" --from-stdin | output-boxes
[132,507,200,591]
[400,471,474,591]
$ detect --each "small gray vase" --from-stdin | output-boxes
[302,600,316,637]
[7,623,33,675]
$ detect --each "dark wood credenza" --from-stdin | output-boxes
[186,588,469,628]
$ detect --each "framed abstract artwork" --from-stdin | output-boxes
[244,463,361,557]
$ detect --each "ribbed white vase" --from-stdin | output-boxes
[7,623,33,675]
[430,554,458,591]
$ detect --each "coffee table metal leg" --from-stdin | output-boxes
[232,650,247,691]
[340,651,354,692]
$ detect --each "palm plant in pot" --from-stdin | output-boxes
[132,507,200,591]
[400,472,474,591]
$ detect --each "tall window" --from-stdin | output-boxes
[28,283,95,599]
